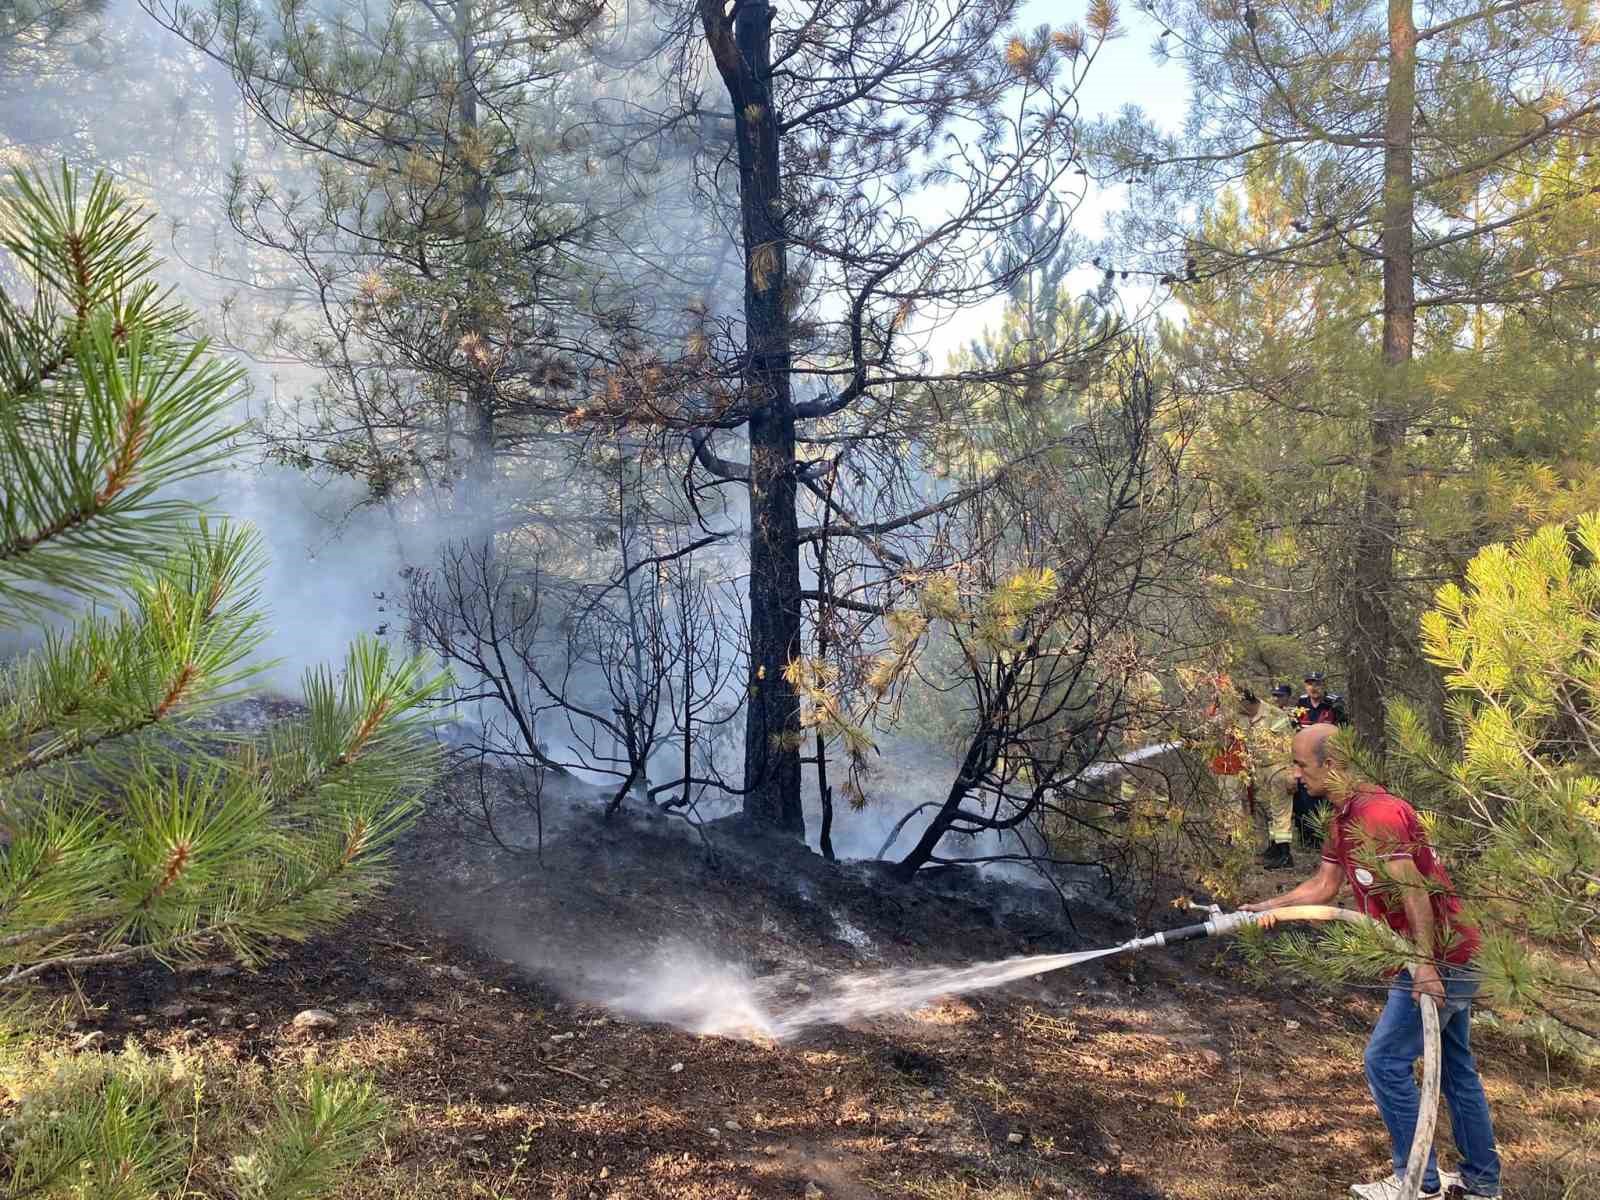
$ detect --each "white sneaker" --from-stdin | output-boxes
[1350,1173,1454,1200]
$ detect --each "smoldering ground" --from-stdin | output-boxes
[414,761,1128,1041]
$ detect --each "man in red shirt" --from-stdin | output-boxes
[1243,725,1502,1200]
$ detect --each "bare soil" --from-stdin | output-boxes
[58,771,1600,1200]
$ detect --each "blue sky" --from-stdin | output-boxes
[919,4,1194,357]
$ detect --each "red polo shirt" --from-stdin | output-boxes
[1321,785,1480,966]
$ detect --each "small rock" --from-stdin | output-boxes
[668,1062,684,1074]
[725,1119,742,1131]
[1007,1131,1025,1146]
[707,1127,720,1138]
[210,964,238,979]
[156,1002,190,1019]
[822,1085,834,1100]
[448,966,470,983]
[291,1009,338,1034]
[72,1031,107,1052]
[805,1184,825,1200]
[1284,1019,1301,1032]
[762,1145,780,1156]
[598,1166,611,1180]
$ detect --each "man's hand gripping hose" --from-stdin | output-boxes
[1124,902,1441,1200]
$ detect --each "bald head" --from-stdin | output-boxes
[1291,723,1340,797]
[1294,723,1337,765]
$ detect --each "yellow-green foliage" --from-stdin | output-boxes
[787,566,1068,797]
[1387,513,1600,1042]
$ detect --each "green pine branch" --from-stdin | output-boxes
[0,165,240,624]
[0,165,448,1198]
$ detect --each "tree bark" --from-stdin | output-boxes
[456,0,496,540]
[1346,0,1415,746]
[706,0,804,833]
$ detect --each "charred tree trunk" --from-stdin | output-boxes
[702,0,804,833]
[893,671,1016,881]
[814,473,837,860]
[1346,0,1415,746]
[456,0,496,539]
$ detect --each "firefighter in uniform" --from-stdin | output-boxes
[1208,679,1250,826]
[1295,670,1347,727]
[1239,688,1298,869]
[1292,671,1347,845]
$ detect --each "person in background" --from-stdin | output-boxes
[1271,682,1296,712]
[1297,670,1348,727]
[1293,672,1347,843]
[1242,725,1501,1200]
[1238,688,1298,869]
[1206,676,1249,823]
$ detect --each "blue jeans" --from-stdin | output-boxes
[1363,968,1502,1195]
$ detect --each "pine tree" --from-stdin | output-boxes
[144,0,624,542]
[1167,172,1600,715]
[0,165,443,1197]
[1099,0,1600,743]
[660,0,1114,833]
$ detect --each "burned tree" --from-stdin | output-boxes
[406,523,742,828]
[603,0,1119,834]
[862,346,1191,880]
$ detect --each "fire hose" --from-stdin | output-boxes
[1116,902,1442,1200]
